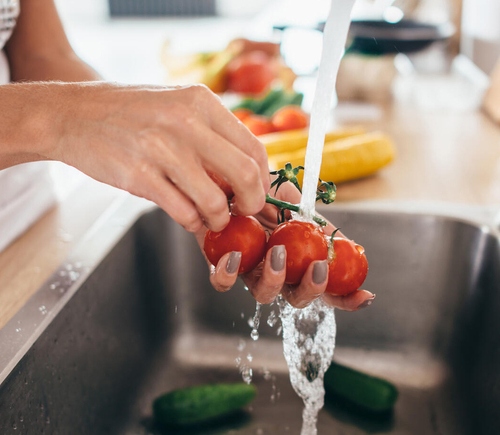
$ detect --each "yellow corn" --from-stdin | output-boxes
[268,131,396,184]
[260,127,366,156]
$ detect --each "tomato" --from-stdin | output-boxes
[325,237,368,296]
[242,114,274,136]
[226,51,276,95]
[267,220,328,285]
[270,105,309,132]
[204,215,267,274]
[232,108,253,122]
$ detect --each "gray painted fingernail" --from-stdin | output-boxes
[226,251,241,274]
[358,296,376,309]
[313,261,328,285]
[271,245,286,272]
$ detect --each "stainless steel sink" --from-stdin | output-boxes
[1,197,499,434]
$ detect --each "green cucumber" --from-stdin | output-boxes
[324,361,398,413]
[231,89,304,117]
[260,91,304,117]
[152,382,257,427]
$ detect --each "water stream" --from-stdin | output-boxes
[279,1,356,434]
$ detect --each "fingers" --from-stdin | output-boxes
[209,251,241,292]
[282,260,328,308]
[247,245,286,304]
[322,290,376,311]
[151,96,268,221]
[198,88,271,195]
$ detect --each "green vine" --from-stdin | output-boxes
[265,163,337,227]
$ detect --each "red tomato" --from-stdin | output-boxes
[204,215,267,274]
[325,237,368,296]
[226,51,276,95]
[267,220,328,285]
[243,114,274,136]
[270,105,309,132]
[232,108,253,122]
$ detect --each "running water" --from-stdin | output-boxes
[279,1,356,434]
[299,0,356,220]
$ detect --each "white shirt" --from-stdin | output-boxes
[0,0,58,253]
[0,0,19,83]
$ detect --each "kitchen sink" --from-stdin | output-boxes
[0,197,499,434]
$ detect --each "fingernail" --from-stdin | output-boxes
[313,261,328,285]
[226,251,241,274]
[271,245,285,272]
[357,295,376,309]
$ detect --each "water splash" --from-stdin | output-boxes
[279,296,337,435]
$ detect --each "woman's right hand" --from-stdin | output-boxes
[0,81,270,233]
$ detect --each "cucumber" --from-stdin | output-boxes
[152,382,257,427]
[231,89,304,117]
[324,361,398,413]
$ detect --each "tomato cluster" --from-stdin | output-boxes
[234,105,309,136]
[203,214,368,296]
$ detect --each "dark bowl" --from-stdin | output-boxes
[345,19,455,54]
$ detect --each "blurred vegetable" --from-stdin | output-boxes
[231,89,308,135]
[242,114,275,136]
[268,131,396,184]
[162,38,296,94]
[153,382,257,428]
[226,50,276,95]
[324,361,398,413]
[259,126,366,155]
[231,88,303,117]
[270,105,309,132]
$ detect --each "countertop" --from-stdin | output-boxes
[1,5,500,329]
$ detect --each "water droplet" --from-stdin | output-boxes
[262,368,272,381]
[12,423,17,430]
[267,310,278,327]
[237,339,246,352]
[38,306,47,315]
[250,329,259,341]
[68,271,80,281]
[15,328,21,333]
[49,282,60,290]
[246,353,253,362]
[174,305,178,314]
[240,366,253,384]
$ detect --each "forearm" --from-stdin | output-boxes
[5,0,102,83]
[7,52,101,82]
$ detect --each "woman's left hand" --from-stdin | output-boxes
[195,181,375,311]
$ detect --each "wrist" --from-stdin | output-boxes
[0,82,61,168]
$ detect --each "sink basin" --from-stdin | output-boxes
[1,198,499,434]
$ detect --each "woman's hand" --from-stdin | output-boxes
[0,81,270,233]
[196,182,375,311]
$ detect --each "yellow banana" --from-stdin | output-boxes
[268,131,396,184]
[261,127,366,156]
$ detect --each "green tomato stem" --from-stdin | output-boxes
[265,194,327,227]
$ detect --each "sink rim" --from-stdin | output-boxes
[1,196,498,386]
